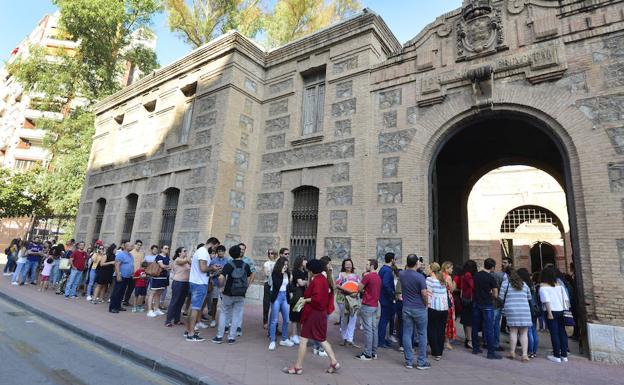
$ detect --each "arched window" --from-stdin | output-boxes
[92,198,106,245]
[290,186,319,260]
[121,194,138,242]
[159,188,180,247]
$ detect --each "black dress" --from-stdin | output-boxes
[95,253,115,285]
[289,268,308,322]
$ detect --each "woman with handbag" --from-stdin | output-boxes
[539,266,570,363]
[518,268,540,358]
[92,244,116,303]
[499,269,532,362]
[441,261,457,350]
[289,256,308,345]
[336,258,361,347]
[459,259,477,349]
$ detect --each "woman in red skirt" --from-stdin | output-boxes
[283,259,340,375]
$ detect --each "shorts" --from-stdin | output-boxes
[150,277,168,289]
[190,283,208,310]
[40,274,49,282]
[134,286,147,297]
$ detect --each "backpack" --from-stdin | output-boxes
[228,260,248,296]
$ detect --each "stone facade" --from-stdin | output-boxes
[77,2,624,361]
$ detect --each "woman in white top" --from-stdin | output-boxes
[11,241,27,285]
[426,262,449,360]
[539,266,570,363]
[262,249,278,329]
[268,256,294,351]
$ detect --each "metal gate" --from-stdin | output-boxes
[121,194,138,242]
[159,188,179,248]
[290,186,319,260]
[92,198,106,245]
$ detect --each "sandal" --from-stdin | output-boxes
[282,367,303,375]
[326,362,341,374]
[521,355,530,362]
[506,353,516,360]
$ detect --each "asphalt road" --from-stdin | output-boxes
[0,296,180,385]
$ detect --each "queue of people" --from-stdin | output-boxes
[3,236,578,375]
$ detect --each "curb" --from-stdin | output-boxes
[0,290,220,385]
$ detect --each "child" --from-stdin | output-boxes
[132,262,148,312]
[39,257,54,291]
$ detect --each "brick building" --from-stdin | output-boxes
[76,1,624,362]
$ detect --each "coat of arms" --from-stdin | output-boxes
[456,0,506,61]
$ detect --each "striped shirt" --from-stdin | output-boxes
[426,276,449,311]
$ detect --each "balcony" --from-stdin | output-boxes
[18,127,46,142]
[24,108,63,121]
[12,146,50,161]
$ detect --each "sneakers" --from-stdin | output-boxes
[186,333,205,342]
[269,341,276,351]
[416,362,432,370]
[154,309,165,316]
[313,348,328,357]
[212,336,224,344]
[227,338,236,345]
[196,321,208,329]
[355,353,372,361]
[131,307,138,313]
[86,296,92,301]
[209,320,217,328]
[487,354,503,360]
[561,357,569,362]
[372,353,378,360]
[280,339,294,347]
[290,335,300,345]
[547,355,562,363]
[236,327,242,337]
[146,311,157,318]
[405,363,413,369]
[388,335,399,343]
[11,282,18,286]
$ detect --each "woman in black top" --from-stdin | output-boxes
[289,256,308,346]
[93,244,116,303]
[268,257,294,350]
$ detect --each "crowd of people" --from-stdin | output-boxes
[3,236,579,374]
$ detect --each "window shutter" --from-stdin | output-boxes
[302,86,317,135]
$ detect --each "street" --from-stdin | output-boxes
[0,296,179,385]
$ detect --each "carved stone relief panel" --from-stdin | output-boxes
[183,187,207,205]
[195,110,217,130]
[378,182,403,204]
[235,149,249,170]
[261,138,355,170]
[190,167,207,184]
[324,237,351,260]
[331,98,357,118]
[332,162,350,183]
[240,132,249,148]
[244,78,257,93]
[196,129,212,145]
[379,129,417,153]
[182,208,200,228]
[383,110,397,129]
[407,106,418,125]
[235,173,245,189]
[239,115,254,131]
[81,202,93,215]
[333,56,358,74]
[134,232,151,246]
[265,116,290,133]
[382,208,398,234]
[141,194,158,209]
[382,157,400,178]
[607,127,624,154]
[330,210,348,233]
[256,192,284,209]
[244,98,253,115]
[267,133,286,150]
[176,232,199,250]
[224,234,242,249]
[335,120,352,138]
[230,211,240,232]
[258,213,279,233]
[262,172,282,190]
[326,186,353,206]
[197,95,216,113]
[269,79,293,94]
[376,238,402,262]
[253,236,280,257]
[379,89,402,109]
[577,93,624,128]
[269,100,289,116]
[229,190,246,209]
[608,163,624,192]
[336,80,353,99]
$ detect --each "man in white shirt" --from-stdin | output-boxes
[185,240,212,342]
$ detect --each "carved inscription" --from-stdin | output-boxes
[195,111,217,129]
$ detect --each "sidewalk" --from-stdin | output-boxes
[0,276,622,385]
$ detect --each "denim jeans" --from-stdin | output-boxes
[4,255,16,273]
[217,294,245,340]
[269,291,290,342]
[65,268,83,297]
[360,304,378,357]
[546,311,568,358]
[493,307,502,348]
[166,280,189,324]
[86,269,97,296]
[472,303,496,356]
[528,319,539,354]
[51,259,61,285]
[23,260,39,283]
[402,306,428,366]
[378,302,395,346]
[12,262,26,283]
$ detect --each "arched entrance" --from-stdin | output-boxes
[530,241,557,273]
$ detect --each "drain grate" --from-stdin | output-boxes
[6,311,29,317]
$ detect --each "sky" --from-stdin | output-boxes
[0,0,462,68]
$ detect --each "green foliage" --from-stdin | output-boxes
[164,0,359,49]
[5,0,162,224]
[0,167,50,219]
[164,0,264,48]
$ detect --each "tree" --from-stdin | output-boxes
[6,0,161,228]
[0,167,50,219]
[164,0,360,49]
[265,0,360,47]
[164,0,263,48]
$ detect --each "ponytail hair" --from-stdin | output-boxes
[429,262,444,282]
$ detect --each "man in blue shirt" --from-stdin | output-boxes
[23,237,44,285]
[109,241,135,314]
[377,252,396,348]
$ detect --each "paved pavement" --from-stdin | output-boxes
[0,274,622,385]
[0,295,180,385]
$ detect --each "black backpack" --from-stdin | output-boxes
[228,260,248,296]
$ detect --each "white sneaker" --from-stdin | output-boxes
[291,335,300,345]
[318,349,328,357]
[561,357,569,362]
[268,341,276,351]
[146,311,157,318]
[389,335,398,343]
[280,339,295,347]
[155,309,165,316]
[547,355,562,363]
[86,296,92,301]
[209,320,217,328]
[196,321,208,329]
[11,282,18,286]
